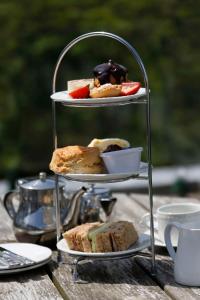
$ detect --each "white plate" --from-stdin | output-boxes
[0,243,52,274]
[57,162,148,183]
[51,88,146,107]
[57,234,150,258]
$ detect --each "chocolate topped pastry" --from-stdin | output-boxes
[93,59,128,87]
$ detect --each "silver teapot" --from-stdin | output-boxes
[3,173,117,244]
[3,172,86,244]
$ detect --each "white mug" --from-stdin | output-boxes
[165,221,200,286]
[141,203,200,245]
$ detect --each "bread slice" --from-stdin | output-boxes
[108,221,138,251]
[63,222,100,251]
[88,223,113,252]
[76,222,101,252]
[63,224,83,250]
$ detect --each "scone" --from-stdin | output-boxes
[49,145,105,174]
[88,138,130,153]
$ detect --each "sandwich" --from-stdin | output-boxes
[63,221,138,253]
[63,222,101,252]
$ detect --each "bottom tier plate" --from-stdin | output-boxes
[57,234,150,259]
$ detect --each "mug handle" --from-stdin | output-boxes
[164,222,180,261]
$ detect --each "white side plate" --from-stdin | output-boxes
[0,243,52,274]
[57,234,150,258]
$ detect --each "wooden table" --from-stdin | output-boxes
[1,193,200,300]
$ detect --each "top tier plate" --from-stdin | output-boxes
[51,88,147,107]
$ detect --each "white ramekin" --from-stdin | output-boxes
[100,147,143,174]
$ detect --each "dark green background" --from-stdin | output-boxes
[0,0,199,184]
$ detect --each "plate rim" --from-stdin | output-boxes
[57,233,150,258]
[56,162,148,182]
[51,87,146,103]
[0,257,52,275]
[0,242,52,274]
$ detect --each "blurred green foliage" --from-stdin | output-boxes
[0,0,200,183]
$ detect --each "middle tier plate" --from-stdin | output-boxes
[56,162,148,183]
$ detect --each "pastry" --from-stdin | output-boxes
[63,221,138,253]
[49,145,105,174]
[88,138,130,153]
[67,78,94,92]
[90,84,122,98]
[93,59,128,87]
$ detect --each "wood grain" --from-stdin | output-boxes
[0,268,62,300]
[1,193,200,299]
[50,254,170,300]
[136,255,200,300]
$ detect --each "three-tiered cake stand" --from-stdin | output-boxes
[50,31,156,280]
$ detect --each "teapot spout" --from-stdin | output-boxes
[63,187,87,230]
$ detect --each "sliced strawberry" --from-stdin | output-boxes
[69,85,90,99]
[121,82,141,96]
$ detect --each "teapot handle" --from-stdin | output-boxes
[3,191,20,219]
[164,222,180,261]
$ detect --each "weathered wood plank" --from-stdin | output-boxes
[50,253,171,300]
[111,193,147,233]
[0,268,63,300]
[136,255,200,300]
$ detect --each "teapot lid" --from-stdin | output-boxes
[84,186,111,198]
[21,172,64,190]
[93,187,112,197]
